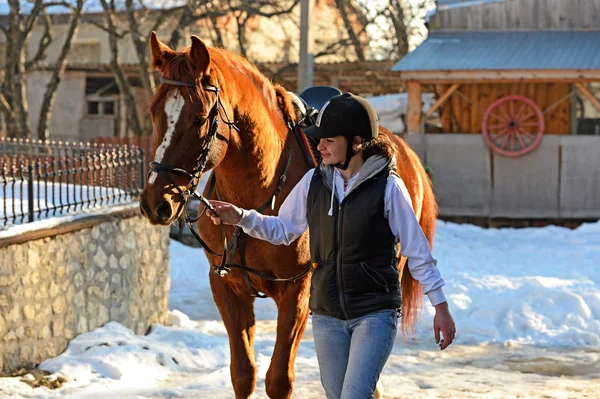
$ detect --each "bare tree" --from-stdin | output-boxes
[331,0,430,61]
[91,0,299,137]
[92,0,180,136]
[0,0,82,139]
[1,0,46,138]
[335,0,367,61]
[37,0,85,141]
[99,0,144,137]
[167,1,300,52]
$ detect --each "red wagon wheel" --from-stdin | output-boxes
[481,95,545,157]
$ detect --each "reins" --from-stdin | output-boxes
[150,76,312,298]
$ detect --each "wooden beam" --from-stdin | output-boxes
[407,81,422,133]
[574,82,600,113]
[425,83,460,118]
[398,69,600,83]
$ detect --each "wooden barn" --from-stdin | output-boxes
[394,0,600,222]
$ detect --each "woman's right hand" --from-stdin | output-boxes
[206,200,243,225]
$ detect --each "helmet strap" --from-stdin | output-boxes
[333,137,358,170]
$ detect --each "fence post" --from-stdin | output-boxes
[140,148,146,189]
[27,163,34,223]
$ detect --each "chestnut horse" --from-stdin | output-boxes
[139,32,437,399]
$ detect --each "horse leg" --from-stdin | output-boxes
[210,273,257,399]
[265,280,310,399]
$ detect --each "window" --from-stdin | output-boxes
[88,101,99,115]
[103,101,115,115]
[87,100,116,116]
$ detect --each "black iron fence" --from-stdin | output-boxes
[0,138,145,228]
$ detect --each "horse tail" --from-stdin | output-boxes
[417,158,438,248]
[401,145,438,334]
[380,129,438,334]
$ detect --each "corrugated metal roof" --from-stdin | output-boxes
[392,31,600,71]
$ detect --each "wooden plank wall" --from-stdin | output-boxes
[430,0,600,31]
[404,134,600,219]
[438,83,571,134]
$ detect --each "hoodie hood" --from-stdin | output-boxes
[319,155,396,215]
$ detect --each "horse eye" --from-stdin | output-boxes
[195,116,208,126]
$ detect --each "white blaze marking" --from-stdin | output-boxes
[148,91,185,184]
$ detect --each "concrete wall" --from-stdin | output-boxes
[404,133,600,219]
[0,210,170,371]
[26,70,87,142]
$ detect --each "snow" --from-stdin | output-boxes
[2,218,600,398]
[367,93,436,133]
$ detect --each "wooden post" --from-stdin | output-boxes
[297,0,315,92]
[407,81,422,133]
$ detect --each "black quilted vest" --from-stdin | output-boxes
[306,166,401,320]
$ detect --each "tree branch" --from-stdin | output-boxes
[236,11,248,58]
[88,20,130,39]
[24,0,45,36]
[387,0,409,58]
[100,0,144,137]
[26,10,53,71]
[37,0,84,141]
[335,0,366,61]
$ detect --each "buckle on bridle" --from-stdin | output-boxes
[213,264,230,277]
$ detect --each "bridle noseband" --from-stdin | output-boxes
[149,76,312,297]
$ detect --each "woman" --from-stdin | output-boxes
[207,93,456,399]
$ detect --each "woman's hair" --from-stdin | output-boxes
[361,133,396,160]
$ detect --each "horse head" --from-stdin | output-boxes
[140,32,234,225]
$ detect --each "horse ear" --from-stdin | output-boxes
[190,36,211,75]
[150,31,174,70]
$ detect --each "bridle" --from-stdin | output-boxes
[149,76,312,298]
[149,77,237,214]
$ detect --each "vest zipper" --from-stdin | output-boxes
[336,202,350,320]
[320,170,350,320]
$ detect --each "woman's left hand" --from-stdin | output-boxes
[433,301,456,350]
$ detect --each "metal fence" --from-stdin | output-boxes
[0,138,145,228]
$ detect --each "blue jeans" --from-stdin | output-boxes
[312,309,398,399]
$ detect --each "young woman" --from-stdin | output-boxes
[206,93,456,399]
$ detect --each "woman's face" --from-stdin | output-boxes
[317,136,348,165]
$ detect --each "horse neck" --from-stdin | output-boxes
[213,67,290,207]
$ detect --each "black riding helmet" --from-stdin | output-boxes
[303,93,379,170]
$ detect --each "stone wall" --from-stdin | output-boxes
[0,209,170,371]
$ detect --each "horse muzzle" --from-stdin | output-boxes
[139,190,181,226]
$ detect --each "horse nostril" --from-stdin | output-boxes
[155,201,172,221]
[140,201,150,218]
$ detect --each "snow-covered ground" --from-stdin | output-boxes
[2,220,600,398]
